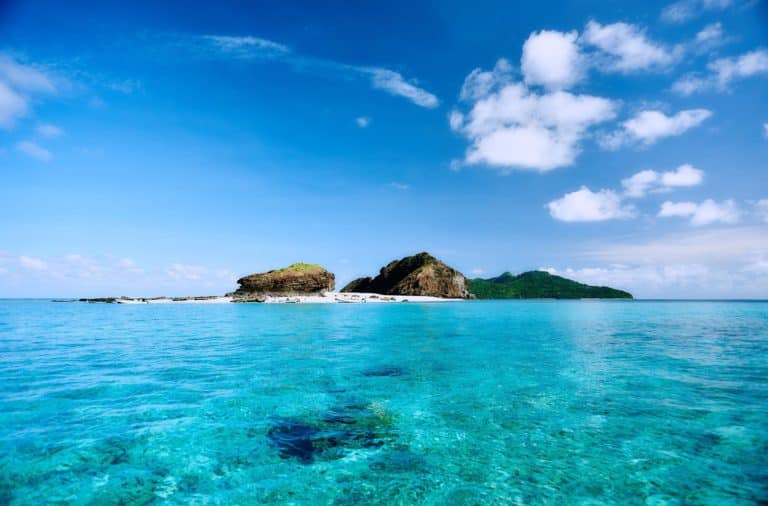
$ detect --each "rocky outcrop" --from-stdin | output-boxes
[232,263,334,301]
[341,252,469,298]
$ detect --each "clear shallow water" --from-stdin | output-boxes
[0,300,767,505]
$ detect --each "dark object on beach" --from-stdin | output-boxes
[468,270,633,299]
[79,297,118,303]
[341,252,469,298]
[362,366,405,377]
[231,263,334,302]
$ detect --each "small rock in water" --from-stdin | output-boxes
[362,366,405,377]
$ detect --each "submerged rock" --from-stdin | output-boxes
[362,366,405,377]
[231,263,334,301]
[266,402,395,464]
[341,252,469,298]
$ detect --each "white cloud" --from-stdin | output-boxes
[590,226,768,264]
[449,110,463,131]
[574,225,768,297]
[199,35,438,108]
[356,116,370,128]
[548,186,635,222]
[0,82,27,129]
[19,256,48,271]
[0,54,56,94]
[16,141,52,162]
[661,0,733,23]
[521,30,583,90]
[118,257,144,274]
[388,182,410,190]
[553,225,768,298]
[166,263,207,281]
[36,123,63,138]
[710,49,768,87]
[621,169,659,198]
[694,22,725,50]
[0,54,56,130]
[602,109,712,148]
[622,164,704,198]
[453,62,616,172]
[764,123,768,139]
[660,163,703,187]
[202,35,290,58]
[460,59,514,101]
[582,21,680,72]
[659,198,740,225]
[754,199,768,223]
[673,49,768,95]
[366,68,439,108]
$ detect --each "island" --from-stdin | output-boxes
[77,252,632,303]
[468,270,633,299]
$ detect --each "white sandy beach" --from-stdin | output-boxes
[112,292,460,304]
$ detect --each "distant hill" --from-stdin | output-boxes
[468,271,632,299]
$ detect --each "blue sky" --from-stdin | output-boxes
[1,0,767,298]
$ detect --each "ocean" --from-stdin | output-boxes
[1,299,766,504]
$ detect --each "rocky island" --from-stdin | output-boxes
[341,252,470,299]
[231,263,335,302]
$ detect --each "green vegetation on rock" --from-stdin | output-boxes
[468,270,632,299]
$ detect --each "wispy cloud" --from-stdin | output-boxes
[16,141,52,161]
[672,49,768,95]
[36,123,63,138]
[188,33,438,108]
[0,53,57,129]
[661,0,733,23]
[388,182,410,191]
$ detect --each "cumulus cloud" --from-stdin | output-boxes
[365,68,439,108]
[452,61,616,172]
[460,58,514,101]
[601,108,712,149]
[581,21,681,72]
[673,49,768,95]
[658,199,740,225]
[356,116,370,128]
[661,0,733,23]
[547,186,635,222]
[521,30,583,90]
[16,141,52,162]
[0,54,56,129]
[622,164,704,197]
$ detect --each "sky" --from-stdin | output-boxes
[1,0,767,298]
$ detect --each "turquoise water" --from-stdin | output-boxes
[1,300,767,505]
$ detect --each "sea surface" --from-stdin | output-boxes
[0,300,767,505]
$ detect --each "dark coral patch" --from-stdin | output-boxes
[362,366,405,377]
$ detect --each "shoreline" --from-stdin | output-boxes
[78,292,463,304]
